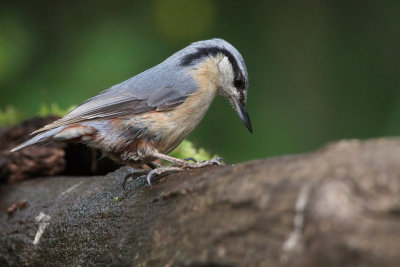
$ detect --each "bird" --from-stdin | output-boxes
[11,38,252,186]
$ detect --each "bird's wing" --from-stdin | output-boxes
[33,65,198,134]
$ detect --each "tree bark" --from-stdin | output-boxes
[1,138,400,266]
[0,117,120,183]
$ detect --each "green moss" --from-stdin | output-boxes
[168,139,215,161]
[0,103,76,127]
[0,106,23,126]
[37,103,76,117]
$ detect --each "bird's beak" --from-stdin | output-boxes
[233,99,253,133]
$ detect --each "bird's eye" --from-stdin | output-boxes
[233,79,244,89]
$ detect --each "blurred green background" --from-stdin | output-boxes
[1,0,399,163]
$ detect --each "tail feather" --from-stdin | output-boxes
[30,119,63,135]
[10,127,65,152]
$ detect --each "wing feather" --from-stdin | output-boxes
[32,70,196,134]
[33,90,187,134]
[32,63,198,135]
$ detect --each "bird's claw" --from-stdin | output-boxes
[122,173,133,192]
[145,166,185,186]
[210,157,226,166]
[146,169,157,186]
[122,169,150,192]
[184,157,197,163]
[123,157,226,189]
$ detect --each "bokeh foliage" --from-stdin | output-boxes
[0,0,399,162]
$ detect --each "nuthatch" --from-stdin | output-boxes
[11,39,252,186]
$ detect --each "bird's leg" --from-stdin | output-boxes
[151,151,225,168]
[129,147,225,186]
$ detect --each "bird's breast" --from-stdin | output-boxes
[126,84,217,154]
[123,58,221,155]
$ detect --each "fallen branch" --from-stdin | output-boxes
[1,138,400,266]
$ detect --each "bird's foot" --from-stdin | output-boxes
[145,157,225,186]
[122,169,150,191]
[123,156,226,188]
[146,166,185,186]
[183,157,226,168]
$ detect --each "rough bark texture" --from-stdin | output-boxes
[0,117,120,183]
[1,138,400,266]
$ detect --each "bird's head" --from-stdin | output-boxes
[178,38,252,133]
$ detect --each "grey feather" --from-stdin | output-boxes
[33,62,196,134]
[33,38,246,134]
[10,127,65,152]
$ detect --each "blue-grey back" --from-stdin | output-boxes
[94,38,246,101]
[33,38,246,133]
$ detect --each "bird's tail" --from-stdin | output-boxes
[10,127,65,152]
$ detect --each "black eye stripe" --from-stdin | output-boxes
[180,46,241,79]
[234,78,244,89]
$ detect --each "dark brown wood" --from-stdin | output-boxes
[1,138,400,266]
[0,116,120,184]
